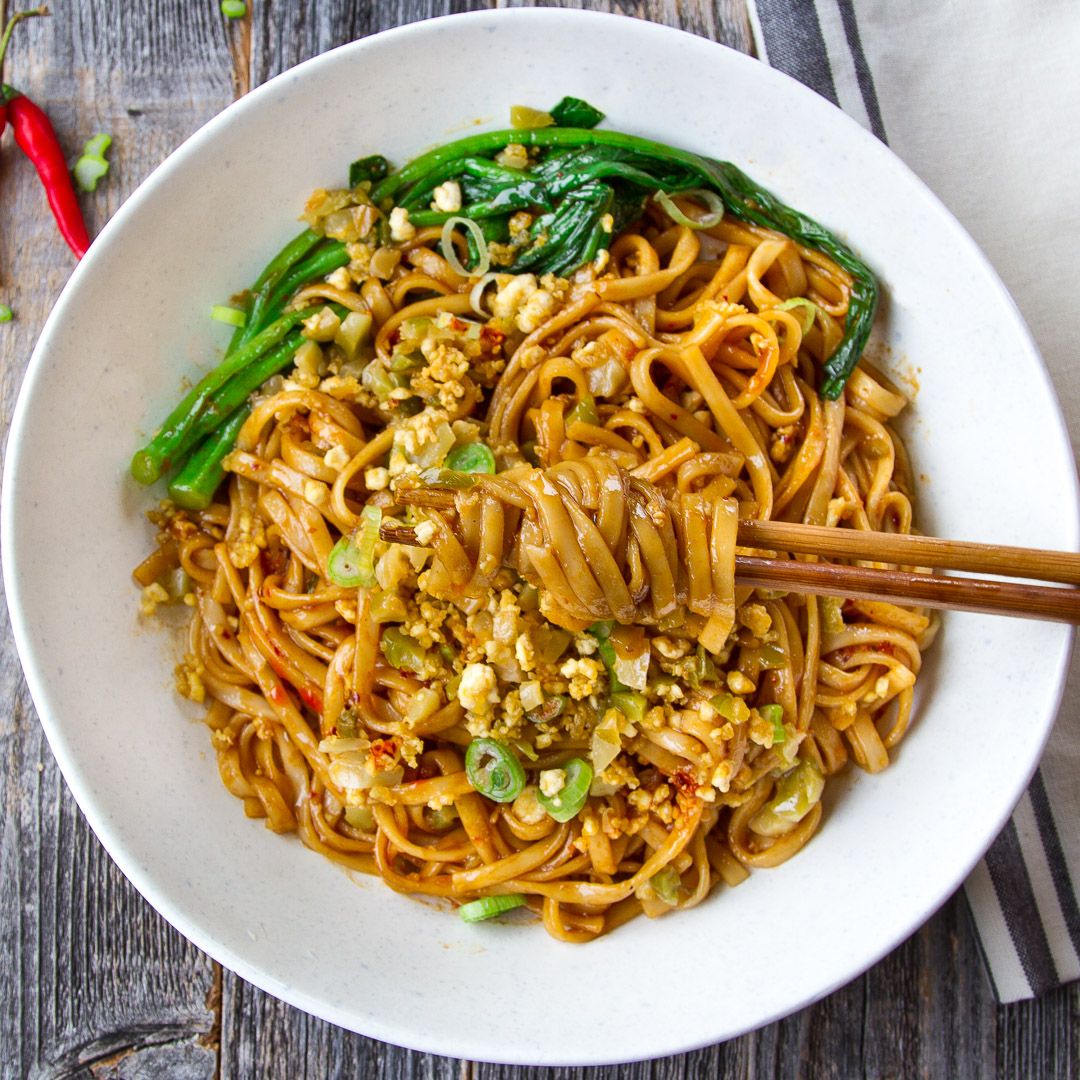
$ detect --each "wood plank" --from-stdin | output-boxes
[0,1,232,1075]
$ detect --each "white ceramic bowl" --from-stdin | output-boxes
[3,8,1076,1066]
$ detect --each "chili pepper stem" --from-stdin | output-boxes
[0,6,49,84]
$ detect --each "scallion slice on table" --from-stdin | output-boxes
[465,738,526,803]
[458,894,527,923]
[220,0,247,17]
[0,304,12,323]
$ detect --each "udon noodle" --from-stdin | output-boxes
[136,129,937,940]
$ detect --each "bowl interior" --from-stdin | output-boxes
[3,9,1075,1066]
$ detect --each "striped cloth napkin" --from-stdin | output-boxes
[747,0,1080,1002]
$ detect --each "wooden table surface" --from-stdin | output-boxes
[0,1,1076,1076]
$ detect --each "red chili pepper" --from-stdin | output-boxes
[1,6,90,260]
[0,7,46,139]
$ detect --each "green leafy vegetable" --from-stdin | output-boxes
[349,153,390,187]
[549,96,605,129]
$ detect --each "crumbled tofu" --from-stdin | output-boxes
[515,632,536,672]
[513,785,548,824]
[139,582,170,617]
[727,670,756,695]
[560,657,603,700]
[495,143,529,170]
[516,287,557,333]
[324,444,351,470]
[656,681,685,703]
[573,633,598,656]
[738,603,772,638]
[539,768,566,799]
[627,396,647,414]
[326,266,352,290]
[303,479,328,505]
[413,519,437,545]
[388,206,416,243]
[301,305,341,342]
[600,213,614,233]
[653,635,691,660]
[491,273,539,321]
[364,466,390,491]
[711,761,734,793]
[519,680,544,712]
[431,180,462,213]
[458,662,499,713]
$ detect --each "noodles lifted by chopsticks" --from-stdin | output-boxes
[134,108,937,940]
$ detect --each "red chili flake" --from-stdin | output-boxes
[388,327,402,347]
[671,767,700,796]
[369,737,399,772]
[479,325,506,353]
[299,685,324,714]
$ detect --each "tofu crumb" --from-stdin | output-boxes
[559,657,603,700]
[413,519,437,546]
[388,206,416,243]
[495,143,529,170]
[458,662,499,713]
[364,466,390,491]
[324,444,351,470]
[431,180,462,213]
[539,768,566,799]
[519,680,544,711]
[303,479,328,506]
[140,582,170,617]
[513,785,548,824]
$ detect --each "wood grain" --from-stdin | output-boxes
[0,1,1076,1078]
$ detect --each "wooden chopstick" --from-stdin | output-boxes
[738,519,1080,585]
[734,556,1080,623]
[383,485,1080,622]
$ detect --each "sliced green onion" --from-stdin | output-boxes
[336,708,359,738]
[566,393,599,427]
[466,738,526,803]
[610,690,647,724]
[537,757,592,822]
[380,627,428,674]
[210,304,247,328]
[650,864,682,905]
[74,154,109,193]
[83,133,112,159]
[0,305,12,323]
[510,104,554,129]
[458,894,527,923]
[654,188,725,230]
[777,297,819,334]
[327,505,381,588]
[440,215,490,277]
[751,759,824,837]
[445,441,496,474]
[220,0,247,16]
[418,466,476,490]
[758,643,786,670]
[758,703,786,745]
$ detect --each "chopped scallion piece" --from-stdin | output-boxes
[654,188,725,230]
[73,154,108,193]
[210,304,247,328]
[327,504,381,588]
[220,0,247,17]
[536,756,592,822]
[777,297,819,334]
[380,627,428,674]
[650,864,682,905]
[83,133,112,160]
[458,894,527,923]
[610,690,647,724]
[0,305,12,323]
[445,441,496,474]
[465,738,526,803]
[566,393,599,427]
[758,703,786,745]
